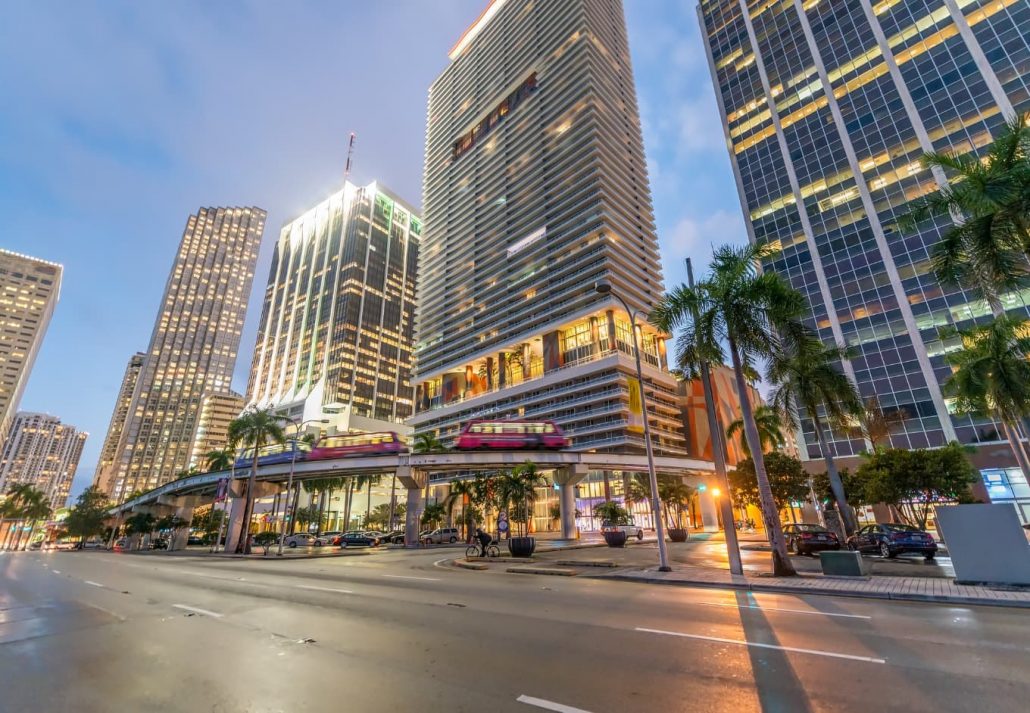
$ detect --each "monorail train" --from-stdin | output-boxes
[454,419,568,450]
[308,432,407,460]
[234,440,311,468]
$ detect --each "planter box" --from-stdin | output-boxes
[819,550,870,577]
[668,528,689,543]
[508,537,536,557]
[603,530,628,548]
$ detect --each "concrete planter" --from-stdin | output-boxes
[508,536,536,557]
[603,530,628,548]
[668,528,689,543]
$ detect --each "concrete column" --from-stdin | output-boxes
[699,488,719,532]
[397,465,427,548]
[223,482,278,553]
[553,465,588,540]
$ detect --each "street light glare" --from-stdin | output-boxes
[712,488,721,497]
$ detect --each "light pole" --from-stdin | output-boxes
[594,280,671,572]
[277,417,329,556]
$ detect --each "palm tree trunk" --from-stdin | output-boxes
[20,521,35,550]
[236,449,260,554]
[388,476,397,531]
[365,481,373,529]
[290,486,301,533]
[728,338,796,576]
[811,411,856,536]
[316,490,326,536]
[11,520,25,551]
[343,480,354,530]
[1000,420,1030,480]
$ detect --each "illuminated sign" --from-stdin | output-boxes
[452,73,538,162]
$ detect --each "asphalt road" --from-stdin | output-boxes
[1,547,1027,713]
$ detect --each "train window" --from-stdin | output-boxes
[545,423,555,433]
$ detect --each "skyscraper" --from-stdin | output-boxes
[103,207,264,503]
[92,352,144,496]
[699,1,1030,516]
[413,0,687,458]
[246,181,419,434]
[0,250,61,449]
[0,412,87,510]
[189,391,246,470]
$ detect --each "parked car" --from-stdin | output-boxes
[847,523,938,560]
[283,533,316,549]
[384,530,406,544]
[339,532,380,548]
[601,520,644,541]
[421,527,460,544]
[363,530,387,542]
[783,524,840,555]
[313,531,342,547]
[187,536,205,546]
[151,538,168,550]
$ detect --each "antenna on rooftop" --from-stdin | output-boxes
[344,132,357,184]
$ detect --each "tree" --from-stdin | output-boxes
[943,315,1030,477]
[652,241,805,575]
[153,514,187,549]
[767,336,863,535]
[173,467,200,481]
[303,477,335,535]
[204,448,235,473]
[63,487,110,545]
[365,502,404,530]
[1,484,42,550]
[444,479,478,539]
[858,396,908,448]
[421,502,447,529]
[625,474,694,529]
[593,500,632,526]
[727,405,785,457]
[124,512,157,549]
[293,504,320,530]
[729,453,810,517]
[897,113,1030,309]
[190,507,221,543]
[813,467,868,509]
[857,444,978,529]
[253,531,279,555]
[227,408,286,553]
[413,432,446,453]
[496,462,545,538]
[6,486,51,550]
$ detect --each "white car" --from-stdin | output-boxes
[283,533,316,548]
[313,531,341,547]
[601,520,644,541]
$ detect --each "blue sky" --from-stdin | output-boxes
[0,0,745,500]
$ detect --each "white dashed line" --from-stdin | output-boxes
[51,569,61,574]
[297,585,354,594]
[517,694,594,712]
[84,580,104,587]
[692,600,871,619]
[172,604,224,618]
[635,627,885,663]
[381,574,440,582]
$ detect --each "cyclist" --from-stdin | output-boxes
[474,527,492,557]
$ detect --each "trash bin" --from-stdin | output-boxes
[819,550,870,577]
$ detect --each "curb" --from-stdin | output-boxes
[555,559,616,568]
[507,566,578,577]
[454,559,489,571]
[600,573,1030,609]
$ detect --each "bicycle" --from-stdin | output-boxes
[465,540,500,558]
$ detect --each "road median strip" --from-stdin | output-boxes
[454,559,489,570]
[554,559,616,568]
[507,566,578,577]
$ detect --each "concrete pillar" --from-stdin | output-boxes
[397,465,427,547]
[553,465,588,540]
[699,488,719,532]
[223,482,278,553]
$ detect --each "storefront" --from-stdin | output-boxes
[981,467,1030,524]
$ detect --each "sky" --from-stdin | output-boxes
[0,0,746,501]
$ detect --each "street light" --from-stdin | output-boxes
[594,280,671,572]
[277,417,330,556]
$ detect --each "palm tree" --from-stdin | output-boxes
[444,479,478,539]
[2,484,44,550]
[768,337,863,536]
[496,462,545,538]
[727,405,785,457]
[227,408,286,553]
[421,502,447,529]
[652,241,805,576]
[859,396,909,448]
[413,432,446,453]
[204,448,235,472]
[355,474,382,529]
[897,113,1030,309]
[943,315,1030,476]
[18,492,52,550]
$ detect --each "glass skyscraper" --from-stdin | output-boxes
[413,0,687,459]
[246,181,419,434]
[699,0,1030,514]
[0,412,87,511]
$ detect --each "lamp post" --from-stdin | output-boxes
[594,280,671,572]
[277,417,329,556]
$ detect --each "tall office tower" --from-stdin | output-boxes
[699,0,1030,515]
[0,250,61,449]
[106,207,264,503]
[246,182,419,434]
[92,352,145,496]
[0,412,87,510]
[412,0,687,458]
[189,391,245,469]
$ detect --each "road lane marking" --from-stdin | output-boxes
[635,627,886,664]
[84,581,104,587]
[381,574,440,582]
[297,585,354,594]
[173,604,224,618]
[517,694,594,712]
[51,569,60,574]
[692,600,871,619]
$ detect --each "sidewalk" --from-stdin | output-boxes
[598,564,1030,609]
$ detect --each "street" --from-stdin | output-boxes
[2,547,1027,713]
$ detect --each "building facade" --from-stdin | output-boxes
[0,250,61,449]
[92,352,145,496]
[246,181,419,436]
[189,391,245,470]
[102,207,264,503]
[0,412,87,510]
[412,0,686,459]
[699,0,1030,519]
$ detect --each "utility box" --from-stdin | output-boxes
[819,550,870,577]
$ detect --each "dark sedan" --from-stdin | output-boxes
[847,523,938,561]
[339,532,380,548]
[783,524,840,555]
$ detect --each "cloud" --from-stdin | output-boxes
[659,210,748,288]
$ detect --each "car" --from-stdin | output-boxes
[363,530,387,541]
[601,520,644,541]
[847,523,938,561]
[151,538,168,550]
[384,530,406,544]
[420,527,460,544]
[313,531,342,547]
[783,524,840,555]
[187,536,205,546]
[338,532,380,548]
[283,533,316,549]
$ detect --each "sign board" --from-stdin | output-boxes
[497,511,509,533]
[215,477,229,503]
[627,377,644,433]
